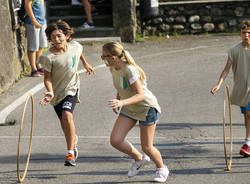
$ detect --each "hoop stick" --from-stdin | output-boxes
[17,94,34,183]
[222,85,233,171]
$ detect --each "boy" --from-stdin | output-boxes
[211,20,250,157]
[39,20,95,166]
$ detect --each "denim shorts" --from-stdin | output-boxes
[120,107,159,126]
[240,102,250,114]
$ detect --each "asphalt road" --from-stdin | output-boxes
[0,34,250,184]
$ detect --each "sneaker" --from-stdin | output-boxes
[72,0,82,5]
[37,67,44,74]
[30,70,41,77]
[128,154,150,177]
[64,153,76,166]
[240,144,250,157]
[153,166,169,183]
[74,135,78,159]
[80,22,95,29]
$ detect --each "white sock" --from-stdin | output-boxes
[67,150,74,156]
[244,138,250,146]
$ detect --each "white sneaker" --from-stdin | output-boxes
[72,0,82,5]
[128,154,150,177]
[80,22,95,29]
[153,166,169,183]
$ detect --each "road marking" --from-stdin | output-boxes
[0,64,106,124]
[0,135,245,140]
[136,46,208,60]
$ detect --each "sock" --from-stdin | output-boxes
[67,150,74,156]
[244,138,250,146]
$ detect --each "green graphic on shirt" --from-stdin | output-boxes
[72,56,76,68]
[123,77,128,89]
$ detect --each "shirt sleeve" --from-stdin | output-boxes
[38,54,52,72]
[126,65,141,85]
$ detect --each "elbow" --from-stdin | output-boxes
[139,93,144,101]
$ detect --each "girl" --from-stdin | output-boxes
[39,20,95,166]
[102,42,169,182]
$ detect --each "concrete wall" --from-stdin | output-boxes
[138,0,250,36]
[113,0,137,42]
[0,0,27,93]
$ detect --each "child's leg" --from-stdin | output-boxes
[140,123,164,168]
[60,111,76,151]
[244,110,250,139]
[27,50,37,71]
[81,0,93,23]
[36,48,43,69]
[110,115,142,160]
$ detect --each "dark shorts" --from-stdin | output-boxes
[120,107,159,126]
[240,102,250,114]
[54,92,77,120]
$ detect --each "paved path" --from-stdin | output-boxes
[0,34,250,184]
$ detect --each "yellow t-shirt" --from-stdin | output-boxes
[228,42,250,107]
[38,41,82,106]
[110,64,161,121]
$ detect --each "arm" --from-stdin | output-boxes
[40,70,54,105]
[25,0,41,28]
[211,56,232,95]
[109,79,144,113]
[80,53,95,75]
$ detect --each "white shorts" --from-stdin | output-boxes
[25,24,48,51]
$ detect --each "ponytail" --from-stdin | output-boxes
[123,50,146,81]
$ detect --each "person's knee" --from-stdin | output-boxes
[61,111,73,123]
[110,135,123,148]
[246,110,250,120]
[141,145,153,155]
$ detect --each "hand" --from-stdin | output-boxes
[33,20,42,28]
[109,99,123,114]
[40,91,54,105]
[211,85,220,95]
[84,63,95,75]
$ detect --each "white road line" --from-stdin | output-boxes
[0,64,107,125]
[0,136,245,140]
[136,46,208,60]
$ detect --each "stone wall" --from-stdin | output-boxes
[138,0,250,36]
[0,0,27,93]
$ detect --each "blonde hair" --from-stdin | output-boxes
[103,42,146,81]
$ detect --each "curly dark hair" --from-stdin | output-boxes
[239,20,250,30]
[45,20,74,42]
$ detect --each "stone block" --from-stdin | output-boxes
[234,7,245,17]
[175,16,186,23]
[203,23,215,32]
[189,15,200,23]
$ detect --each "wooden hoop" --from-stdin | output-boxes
[17,94,34,183]
[222,85,233,171]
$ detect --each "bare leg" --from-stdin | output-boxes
[245,110,250,139]
[110,115,142,161]
[140,123,165,168]
[81,0,93,23]
[27,50,37,71]
[36,48,43,69]
[60,111,76,151]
